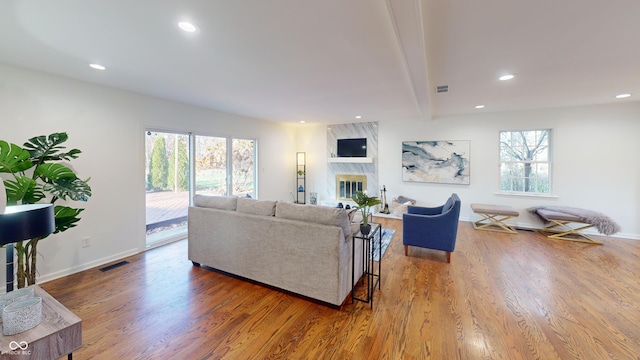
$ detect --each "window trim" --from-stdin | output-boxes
[498,129,553,195]
[192,133,258,198]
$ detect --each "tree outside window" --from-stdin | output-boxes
[232,138,255,196]
[499,129,551,194]
[194,136,256,197]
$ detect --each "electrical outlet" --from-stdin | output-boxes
[81,237,91,248]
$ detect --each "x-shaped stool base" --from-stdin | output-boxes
[473,213,518,234]
[539,220,603,244]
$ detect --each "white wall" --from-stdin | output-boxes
[2,62,638,290]
[376,103,640,239]
[295,124,327,203]
[0,63,297,287]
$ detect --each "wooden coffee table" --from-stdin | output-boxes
[0,285,81,360]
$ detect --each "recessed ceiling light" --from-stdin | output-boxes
[499,74,514,81]
[178,21,198,33]
[89,63,106,70]
[299,120,305,124]
[475,105,485,109]
[355,115,362,119]
[615,93,631,99]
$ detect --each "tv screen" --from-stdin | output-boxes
[337,138,367,157]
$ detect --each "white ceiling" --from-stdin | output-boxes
[0,0,638,124]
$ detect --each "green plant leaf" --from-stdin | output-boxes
[34,163,77,183]
[0,141,34,173]
[53,206,85,233]
[23,132,82,163]
[3,176,45,204]
[43,177,92,201]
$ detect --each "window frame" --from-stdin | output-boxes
[498,129,552,196]
[192,133,258,199]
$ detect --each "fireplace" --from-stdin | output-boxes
[336,175,367,201]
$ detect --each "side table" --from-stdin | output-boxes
[0,285,81,360]
[352,223,382,308]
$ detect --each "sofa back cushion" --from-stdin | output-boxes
[237,197,277,216]
[275,202,352,240]
[193,195,238,211]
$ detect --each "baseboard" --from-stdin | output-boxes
[36,248,140,285]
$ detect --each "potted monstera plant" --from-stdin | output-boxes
[352,190,381,235]
[0,132,91,288]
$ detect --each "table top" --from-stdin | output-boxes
[0,285,81,356]
[354,223,381,239]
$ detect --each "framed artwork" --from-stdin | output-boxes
[402,140,470,184]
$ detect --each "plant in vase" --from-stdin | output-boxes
[352,190,381,235]
[0,132,91,288]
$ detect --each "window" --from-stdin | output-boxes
[499,129,551,194]
[194,135,256,197]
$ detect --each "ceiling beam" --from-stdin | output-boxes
[385,0,432,121]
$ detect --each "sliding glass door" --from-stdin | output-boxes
[195,136,256,198]
[145,130,190,247]
[231,138,256,197]
[145,131,257,248]
[194,136,227,195]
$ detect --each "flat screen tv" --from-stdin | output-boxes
[337,138,367,157]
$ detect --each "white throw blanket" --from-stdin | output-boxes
[527,206,621,235]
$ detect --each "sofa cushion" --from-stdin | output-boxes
[237,197,276,216]
[275,202,352,240]
[193,195,238,210]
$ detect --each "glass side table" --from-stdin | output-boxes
[352,222,382,308]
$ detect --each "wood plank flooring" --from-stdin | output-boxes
[41,219,640,359]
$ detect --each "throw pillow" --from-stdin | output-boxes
[347,208,358,223]
[392,200,413,217]
[396,195,416,205]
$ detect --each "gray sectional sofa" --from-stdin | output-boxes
[188,195,363,307]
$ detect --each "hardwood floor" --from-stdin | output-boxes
[41,219,640,359]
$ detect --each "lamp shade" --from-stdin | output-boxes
[0,204,55,245]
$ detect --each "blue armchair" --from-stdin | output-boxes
[402,194,461,263]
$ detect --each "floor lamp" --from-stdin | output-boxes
[0,204,55,292]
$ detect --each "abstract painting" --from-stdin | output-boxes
[402,140,470,184]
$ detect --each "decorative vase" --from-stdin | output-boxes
[0,287,34,309]
[360,223,371,235]
[2,297,43,335]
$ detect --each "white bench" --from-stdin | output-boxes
[471,203,519,234]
